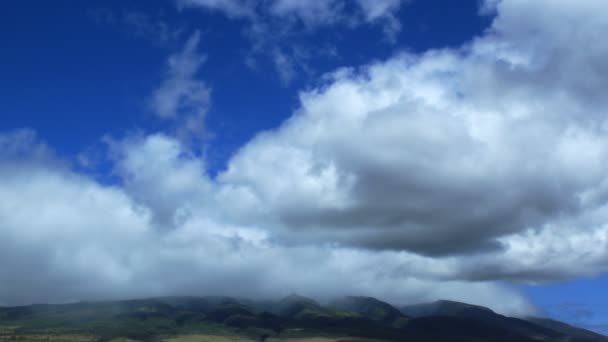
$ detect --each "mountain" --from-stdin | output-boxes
[0,296,605,341]
[271,294,326,319]
[401,300,608,341]
[401,299,495,318]
[330,296,408,327]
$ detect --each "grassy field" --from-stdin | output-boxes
[0,330,387,342]
[0,297,395,342]
[267,339,386,342]
[163,335,251,342]
[0,333,96,341]
[164,337,385,342]
[268,339,358,342]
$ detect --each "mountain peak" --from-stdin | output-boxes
[401,299,495,319]
[432,300,495,313]
[331,296,408,327]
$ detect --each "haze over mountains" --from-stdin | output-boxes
[0,295,605,341]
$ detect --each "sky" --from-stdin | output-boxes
[1,0,608,334]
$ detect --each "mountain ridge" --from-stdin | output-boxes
[0,295,605,341]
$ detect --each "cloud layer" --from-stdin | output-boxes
[0,130,533,315]
[2,0,608,317]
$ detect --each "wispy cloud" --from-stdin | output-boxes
[176,0,408,83]
[149,31,211,140]
[89,8,185,46]
[176,0,255,19]
[178,0,406,28]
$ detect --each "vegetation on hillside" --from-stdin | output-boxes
[0,296,605,342]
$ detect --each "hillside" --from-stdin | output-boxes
[0,296,605,341]
[330,296,408,328]
[401,300,607,341]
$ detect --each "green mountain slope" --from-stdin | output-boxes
[330,296,408,328]
[0,296,605,342]
[401,299,607,341]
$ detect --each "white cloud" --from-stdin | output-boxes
[355,0,403,38]
[177,0,407,83]
[123,11,184,45]
[149,31,211,139]
[217,0,608,272]
[107,133,214,229]
[268,0,344,27]
[356,0,402,21]
[177,0,254,18]
[179,0,405,29]
[89,8,185,46]
[272,48,298,85]
[0,129,532,315]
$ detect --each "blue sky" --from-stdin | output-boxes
[1,0,608,334]
[1,0,489,173]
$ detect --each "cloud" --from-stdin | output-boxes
[178,0,405,29]
[176,0,255,19]
[177,0,407,83]
[123,11,184,45]
[89,8,184,46]
[271,48,296,85]
[219,52,607,258]
[3,0,608,317]
[268,0,344,26]
[215,0,608,264]
[355,0,403,39]
[106,133,214,229]
[356,0,402,21]
[214,0,608,282]
[149,31,211,140]
[0,129,54,164]
[0,129,533,316]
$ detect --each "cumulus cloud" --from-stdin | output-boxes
[217,0,608,263]
[220,56,606,257]
[2,0,608,317]
[0,130,531,315]
[106,133,214,229]
[149,31,211,140]
[172,0,608,278]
